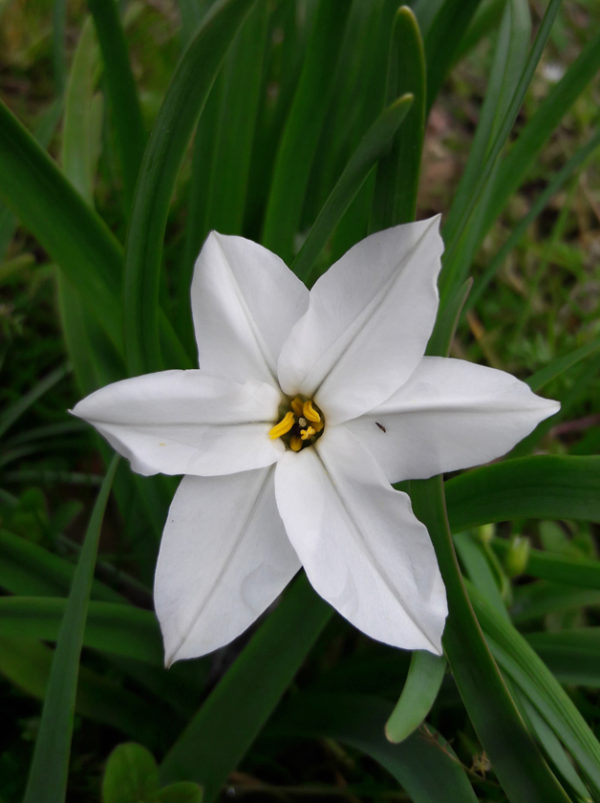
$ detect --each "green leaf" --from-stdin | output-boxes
[87,0,146,211]
[271,692,478,803]
[261,1,351,263]
[60,15,102,204]
[470,583,600,798]
[371,6,425,228]
[0,597,162,665]
[446,456,600,531]
[410,477,569,803]
[439,0,562,302]
[123,0,255,375]
[525,629,600,689]
[159,574,331,802]
[102,742,159,803]
[0,635,160,741]
[493,539,600,590]
[441,0,531,290]
[0,363,69,439]
[156,783,203,803]
[0,99,124,353]
[385,650,446,744]
[292,94,415,285]
[513,685,593,801]
[424,0,482,108]
[466,130,600,312]
[527,334,600,393]
[23,456,119,803]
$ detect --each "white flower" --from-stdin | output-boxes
[72,217,559,665]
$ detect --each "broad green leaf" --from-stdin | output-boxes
[470,584,600,798]
[385,650,446,744]
[410,477,569,803]
[102,742,159,803]
[271,692,478,803]
[23,456,118,803]
[446,456,600,530]
[293,94,415,285]
[124,0,255,375]
[87,0,146,210]
[159,574,331,802]
[371,6,425,228]
[0,596,162,665]
[261,1,350,263]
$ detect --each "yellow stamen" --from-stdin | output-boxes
[290,396,304,416]
[303,399,321,423]
[269,411,295,440]
[300,425,316,441]
[290,436,302,452]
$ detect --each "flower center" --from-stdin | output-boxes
[268,396,325,452]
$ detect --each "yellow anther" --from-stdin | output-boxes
[290,396,304,416]
[300,426,316,441]
[303,399,321,423]
[269,411,295,440]
[290,436,302,452]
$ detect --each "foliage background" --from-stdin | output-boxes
[0,0,599,801]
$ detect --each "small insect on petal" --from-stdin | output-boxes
[375,422,386,433]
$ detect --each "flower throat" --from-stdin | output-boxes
[269,396,325,452]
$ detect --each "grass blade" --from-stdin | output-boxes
[23,456,119,803]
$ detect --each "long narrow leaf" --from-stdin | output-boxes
[123,0,255,375]
[159,574,331,802]
[87,0,146,210]
[271,693,478,803]
[410,477,569,802]
[23,456,119,803]
[446,456,600,531]
[293,95,414,285]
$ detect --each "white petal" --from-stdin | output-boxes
[347,357,561,483]
[277,217,443,423]
[274,427,447,653]
[71,370,284,476]
[155,470,300,664]
[192,232,309,386]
